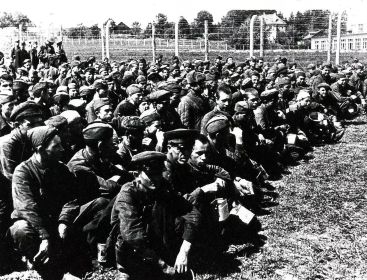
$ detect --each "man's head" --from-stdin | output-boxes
[186,71,206,94]
[215,84,232,112]
[321,64,331,76]
[243,88,260,109]
[296,90,311,108]
[140,109,161,136]
[10,102,44,133]
[70,61,80,75]
[205,115,230,149]
[28,126,64,162]
[120,116,145,149]
[94,98,113,122]
[296,72,306,85]
[60,110,84,138]
[83,122,116,161]
[132,151,166,187]
[336,73,348,87]
[93,80,108,98]
[317,83,331,98]
[0,74,13,96]
[165,129,199,165]
[126,84,143,105]
[0,95,16,120]
[148,90,170,112]
[190,134,210,168]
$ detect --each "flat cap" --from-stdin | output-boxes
[93,80,108,91]
[186,71,206,85]
[32,82,48,96]
[140,109,161,125]
[131,151,166,165]
[126,84,142,96]
[70,60,80,69]
[53,91,70,105]
[306,63,316,70]
[234,101,250,113]
[84,67,95,74]
[205,115,230,134]
[158,81,181,93]
[56,86,68,95]
[79,86,95,97]
[60,110,81,124]
[260,88,279,101]
[45,115,68,129]
[27,126,58,149]
[277,77,291,87]
[120,116,145,132]
[148,90,170,102]
[276,66,289,77]
[244,88,259,98]
[93,98,111,112]
[136,75,147,84]
[68,99,87,111]
[164,128,199,144]
[296,71,306,78]
[83,122,113,141]
[317,83,331,90]
[13,80,29,92]
[10,101,43,122]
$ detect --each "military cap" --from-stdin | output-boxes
[140,109,161,125]
[231,73,240,81]
[250,70,260,77]
[136,75,147,84]
[72,55,81,61]
[79,86,95,97]
[99,67,107,74]
[234,101,250,113]
[317,83,331,90]
[84,67,95,74]
[68,83,77,90]
[182,60,191,67]
[45,115,68,129]
[126,84,142,96]
[159,81,181,93]
[186,71,206,85]
[93,80,108,91]
[83,122,113,141]
[170,64,180,72]
[32,82,48,96]
[120,116,145,132]
[53,91,70,104]
[70,60,80,69]
[47,38,54,44]
[131,151,166,165]
[55,85,68,94]
[342,69,353,76]
[221,70,230,79]
[27,126,58,149]
[205,115,230,134]
[277,77,291,87]
[276,66,289,77]
[0,94,16,105]
[296,71,306,78]
[67,99,86,112]
[148,90,170,102]
[12,80,29,91]
[260,89,279,101]
[321,62,332,69]
[164,128,199,144]
[93,98,111,112]
[10,101,43,122]
[308,111,324,123]
[147,70,160,81]
[205,73,216,82]
[60,110,81,124]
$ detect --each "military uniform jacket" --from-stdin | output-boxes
[111,177,201,254]
[12,155,79,240]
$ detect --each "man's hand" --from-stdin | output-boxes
[174,240,191,274]
[58,223,68,240]
[33,239,49,265]
[155,130,165,145]
[234,178,254,196]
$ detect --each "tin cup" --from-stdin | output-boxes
[97,243,107,263]
[217,198,229,222]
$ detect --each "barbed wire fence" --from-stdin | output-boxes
[1,10,366,65]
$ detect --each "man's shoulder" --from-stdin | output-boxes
[67,149,90,171]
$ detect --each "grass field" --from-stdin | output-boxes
[2,115,367,280]
[61,40,367,67]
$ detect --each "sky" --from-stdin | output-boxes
[1,0,367,28]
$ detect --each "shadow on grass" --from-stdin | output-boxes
[192,216,266,277]
[343,120,367,126]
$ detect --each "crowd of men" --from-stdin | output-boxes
[0,37,365,280]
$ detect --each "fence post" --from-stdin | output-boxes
[175,20,179,57]
[100,23,104,59]
[204,20,209,61]
[327,11,333,63]
[250,15,257,57]
[260,14,265,58]
[152,23,156,63]
[105,20,113,60]
[18,23,23,42]
[335,11,342,65]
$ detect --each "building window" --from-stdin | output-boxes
[315,40,319,50]
[341,39,346,50]
[358,24,364,33]
[321,40,326,50]
[348,38,354,50]
[363,38,367,49]
[355,38,361,50]
[332,39,337,50]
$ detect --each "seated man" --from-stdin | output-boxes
[112,151,201,280]
[10,126,79,280]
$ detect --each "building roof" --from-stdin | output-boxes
[262,13,286,26]
[303,30,325,40]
